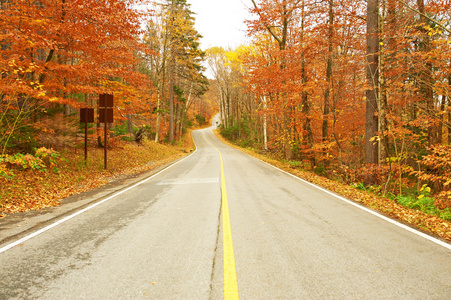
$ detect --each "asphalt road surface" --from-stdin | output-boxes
[0,127,450,299]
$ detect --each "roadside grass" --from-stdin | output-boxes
[353,182,451,222]
[394,194,451,222]
[213,130,451,243]
[0,135,194,215]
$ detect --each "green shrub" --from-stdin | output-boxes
[440,210,451,221]
[239,139,254,148]
[394,184,451,220]
[195,115,206,125]
[0,147,60,180]
[287,160,301,168]
[1,125,38,152]
[113,123,129,137]
[354,182,367,191]
[220,124,240,141]
[35,147,59,167]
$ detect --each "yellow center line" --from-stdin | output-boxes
[202,131,239,299]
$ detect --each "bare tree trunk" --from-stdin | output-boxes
[379,0,388,164]
[300,0,313,166]
[301,58,314,167]
[448,73,451,144]
[322,0,333,143]
[168,62,174,142]
[154,91,161,142]
[263,96,268,151]
[365,0,380,166]
[175,102,180,140]
[219,89,226,127]
[417,0,436,146]
[438,95,445,144]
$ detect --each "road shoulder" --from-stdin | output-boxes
[0,154,191,248]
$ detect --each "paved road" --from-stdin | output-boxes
[0,128,450,299]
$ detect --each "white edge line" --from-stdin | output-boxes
[253,156,451,251]
[0,149,198,254]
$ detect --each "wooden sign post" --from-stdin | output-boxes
[80,108,94,161]
[99,94,114,169]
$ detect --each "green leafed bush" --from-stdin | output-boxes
[395,185,451,221]
[0,147,60,180]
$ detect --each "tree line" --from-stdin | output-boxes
[209,0,451,208]
[0,0,210,158]
[3,0,451,209]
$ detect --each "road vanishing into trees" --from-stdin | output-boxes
[1,124,450,299]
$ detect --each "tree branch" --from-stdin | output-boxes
[250,0,283,45]
[398,0,449,33]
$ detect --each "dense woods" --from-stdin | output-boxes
[0,0,213,177]
[2,0,451,219]
[210,0,451,210]
[142,0,208,143]
[0,0,218,213]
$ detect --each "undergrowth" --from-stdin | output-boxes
[0,138,192,214]
[354,183,451,221]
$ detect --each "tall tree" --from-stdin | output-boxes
[143,0,206,142]
[322,0,334,143]
[249,0,304,160]
[0,0,150,152]
[365,0,380,166]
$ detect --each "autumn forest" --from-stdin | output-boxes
[1,0,451,219]
[212,0,451,214]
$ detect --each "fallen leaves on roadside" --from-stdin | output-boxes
[0,138,192,215]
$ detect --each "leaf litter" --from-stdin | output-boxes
[0,137,194,216]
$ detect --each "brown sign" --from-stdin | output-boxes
[80,108,94,123]
[98,93,114,170]
[99,108,113,123]
[99,94,113,108]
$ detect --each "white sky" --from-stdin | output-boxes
[188,0,251,50]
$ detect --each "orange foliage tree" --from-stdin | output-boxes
[0,0,152,153]
[218,0,451,200]
[244,0,366,167]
